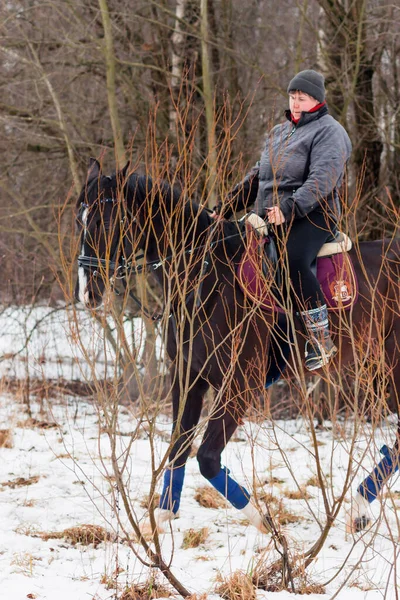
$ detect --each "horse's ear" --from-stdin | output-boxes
[121,161,130,179]
[87,158,101,180]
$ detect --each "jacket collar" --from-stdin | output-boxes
[285,103,329,128]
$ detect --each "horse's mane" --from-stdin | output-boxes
[125,172,245,261]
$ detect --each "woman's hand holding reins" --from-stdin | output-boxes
[267,206,286,225]
[210,211,224,221]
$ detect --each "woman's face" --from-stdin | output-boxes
[289,91,319,120]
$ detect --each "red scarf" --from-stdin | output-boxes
[291,101,326,124]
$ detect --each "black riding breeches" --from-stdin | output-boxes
[278,210,336,310]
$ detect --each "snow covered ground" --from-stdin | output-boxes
[0,306,399,599]
[0,304,158,383]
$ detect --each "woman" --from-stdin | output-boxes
[215,69,352,371]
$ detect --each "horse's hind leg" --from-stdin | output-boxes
[155,368,208,529]
[196,396,271,533]
[347,327,400,533]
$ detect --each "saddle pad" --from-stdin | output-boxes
[236,230,280,312]
[237,236,358,313]
[317,253,358,310]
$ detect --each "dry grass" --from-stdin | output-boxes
[181,527,209,549]
[279,504,304,525]
[139,423,171,442]
[100,568,124,590]
[140,492,161,510]
[257,490,279,505]
[16,417,59,429]
[253,558,325,594]
[383,490,400,500]
[0,428,13,448]
[35,524,113,547]
[21,499,36,508]
[305,476,321,488]
[120,578,172,600]
[1,376,95,398]
[100,574,117,590]
[283,486,312,500]
[350,580,376,592]
[15,523,41,537]
[252,491,303,526]
[10,551,42,576]
[194,485,227,509]
[1,475,40,489]
[261,476,285,485]
[297,580,326,594]
[215,570,256,600]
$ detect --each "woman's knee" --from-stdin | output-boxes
[286,253,309,275]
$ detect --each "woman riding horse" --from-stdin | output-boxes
[214,69,352,372]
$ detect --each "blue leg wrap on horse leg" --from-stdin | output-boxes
[357,445,399,504]
[208,467,250,509]
[159,466,185,514]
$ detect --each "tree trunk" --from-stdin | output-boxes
[316,0,384,234]
[200,0,217,207]
[98,0,126,168]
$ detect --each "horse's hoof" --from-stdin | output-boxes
[354,516,371,532]
[141,508,177,538]
[346,515,372,534]
[345,493,372,533]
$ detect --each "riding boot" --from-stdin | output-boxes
[300,304,337,371]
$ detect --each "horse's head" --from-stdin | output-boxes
[75,158,129,308]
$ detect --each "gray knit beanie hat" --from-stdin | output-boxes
[287,69,325,103]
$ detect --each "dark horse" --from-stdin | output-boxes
[75,159,400,542]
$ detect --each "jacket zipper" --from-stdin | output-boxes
[285,125,296,140]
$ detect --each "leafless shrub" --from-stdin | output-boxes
[253,557,326,594]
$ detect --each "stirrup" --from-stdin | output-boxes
[304,337,337,371]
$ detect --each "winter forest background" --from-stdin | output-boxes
[1,0,399,303]
[0,1,400,599]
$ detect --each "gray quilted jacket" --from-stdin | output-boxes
[219,105,352,221]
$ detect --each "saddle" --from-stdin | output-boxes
[237,214,358,313]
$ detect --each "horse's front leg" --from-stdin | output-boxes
[152,369,208,532]
[196,396,272,534]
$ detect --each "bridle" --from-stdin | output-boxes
[77,196,247,321]
[77,196,166,320]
